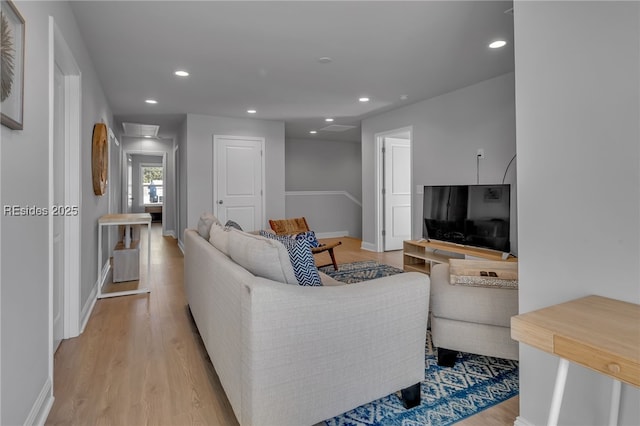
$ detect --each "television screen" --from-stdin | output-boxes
[422,184,510,253]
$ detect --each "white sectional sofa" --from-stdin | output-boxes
[184,226,430,426]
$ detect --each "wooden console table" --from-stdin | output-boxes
[97,213,152,298]
[511,295,640,426]
[403,239,516,275]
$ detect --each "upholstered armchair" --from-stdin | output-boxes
[429,263,519,366]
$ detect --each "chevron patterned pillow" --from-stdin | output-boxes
[260,231,322,286]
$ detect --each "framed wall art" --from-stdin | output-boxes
[1,0,25,130]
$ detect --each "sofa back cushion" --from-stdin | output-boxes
[209,222,230,256]
[197,212,221,240]
[228,229,298,284]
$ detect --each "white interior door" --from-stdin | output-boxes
[383,137,411,251]
[52,63,65,352]
[214,136,264,232]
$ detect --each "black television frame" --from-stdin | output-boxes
[422,184,511,253]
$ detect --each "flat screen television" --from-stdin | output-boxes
[422,184,510,253]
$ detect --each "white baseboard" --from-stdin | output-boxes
[315,230,348,239]
[79,261,108,333]
[178,239,185,255]
[514,416,535,426]
[24,377,54,426]
[80,276,100,334]
[360,241,378,252]
[163,230,176,238]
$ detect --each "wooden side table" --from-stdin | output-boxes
[97,213,152,298]
[511,295,640,426]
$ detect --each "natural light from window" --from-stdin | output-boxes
[141,165,163,205]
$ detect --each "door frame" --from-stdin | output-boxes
[212,135,266,228]
[173,145,179,239]
[107,128,121,250]
[48,17,82,351]
[123,150,167,234]
[374,126,413,252]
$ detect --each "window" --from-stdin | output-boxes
[140,164,163,205]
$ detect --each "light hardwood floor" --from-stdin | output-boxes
[46,225,518,425]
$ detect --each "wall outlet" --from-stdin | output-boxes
[477,148,485,159]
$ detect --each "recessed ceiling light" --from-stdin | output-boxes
[144,135,152,138]
[318,57,333,64]
[359,97,370,103]
[400,95,409,100]
[247,109,257,114]
[175,70,190,77]
[325,118,334,122]
[145,99,157,104]
[309,130,317,134]
[489,40,507,49]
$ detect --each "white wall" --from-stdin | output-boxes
[0,1,112,424]
[286,138,362,199]
[285,138,362,238]
[514,2,639,425]
[184,113,286,232]
[361,73,517,252]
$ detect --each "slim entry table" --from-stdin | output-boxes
[97,213,152,298]
[511,296,640,426]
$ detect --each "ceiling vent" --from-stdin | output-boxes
[319,124,357,132]
[122,122,160,138]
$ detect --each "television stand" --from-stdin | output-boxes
[403,240,516,275]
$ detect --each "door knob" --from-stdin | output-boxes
[218,200,223,204]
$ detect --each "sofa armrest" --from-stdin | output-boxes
[240,272,430,426]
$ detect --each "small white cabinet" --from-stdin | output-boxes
[113,240,140,282]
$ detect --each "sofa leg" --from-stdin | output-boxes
[401,383,421,409]
[437,348,459,367]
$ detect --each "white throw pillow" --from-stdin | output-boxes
[197,212,221,240]
[209,222,230,256]
[227,229,297,284]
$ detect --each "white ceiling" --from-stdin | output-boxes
[70,1,515,142]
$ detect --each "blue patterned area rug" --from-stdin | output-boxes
[324,333,519,426]
[319,260,405,284]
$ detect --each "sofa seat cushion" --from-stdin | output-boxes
[430,263,518,328]
[228,229,298,284]
[260,231,322,286]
